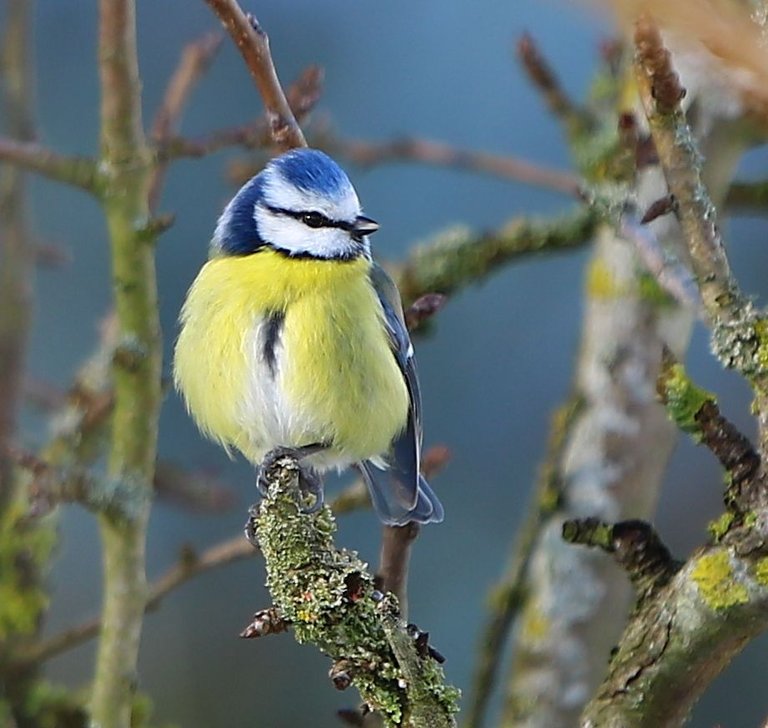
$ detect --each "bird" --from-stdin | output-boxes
[173,148,443,525]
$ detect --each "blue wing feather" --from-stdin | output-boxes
[364,264,444,525]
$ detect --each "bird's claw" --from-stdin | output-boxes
[256,444,327,514]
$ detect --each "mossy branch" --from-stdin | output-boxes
[579,539,768,727]
[90,0,162,725]
[250,456,459,727]
[657,351,762,513]
[396,207,598,305]
[634,16,768,463]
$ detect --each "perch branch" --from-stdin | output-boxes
[203,0,306,150]
[251,456,459,727]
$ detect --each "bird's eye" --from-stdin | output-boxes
[301,211,326,229]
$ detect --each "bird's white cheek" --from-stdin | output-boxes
[254,207,356,258]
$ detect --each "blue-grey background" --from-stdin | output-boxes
[19,1,768,726]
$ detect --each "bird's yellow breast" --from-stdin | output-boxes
[173,249,409,465]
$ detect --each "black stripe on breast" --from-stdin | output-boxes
[263,310,285,377]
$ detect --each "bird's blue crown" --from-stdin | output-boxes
[211,149,358,257]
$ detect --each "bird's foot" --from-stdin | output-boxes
[256,443,327,514]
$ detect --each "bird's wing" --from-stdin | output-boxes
[368,262,421,511]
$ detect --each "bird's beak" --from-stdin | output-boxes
[353,215,379,236]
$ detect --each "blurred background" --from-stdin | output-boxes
[17,0,768,725]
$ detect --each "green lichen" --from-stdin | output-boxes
[0,499,56,640]
[753,556,768,586]
[659,362,715,438]
[255,460,459,726]
[691,551,749,610]
[520,601,550,641]
[754,318,768,372]
[707,512,735,543]
[638,272,675,308]
[586,257,624,299]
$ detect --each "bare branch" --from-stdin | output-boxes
[0,138,99,193]
[203,0,306,150]
[159,65,323,162]
[148,31,223,210]
[516,33,593,136]
[324,136,582,197]
[561,518,679,599]
[17,534,257,665]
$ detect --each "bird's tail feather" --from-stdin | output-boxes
[357,461,444,525]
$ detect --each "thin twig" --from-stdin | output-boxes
[148,31,223,211]
[203,0,306,150]
[159,65,323,162]
[516,33,593,137]
[319,136,581,197]
[0,138,99,193]
[464,396,580,728]
[17,535,257,665]
[619,213,701,310]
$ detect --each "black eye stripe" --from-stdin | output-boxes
[265,205,354,232]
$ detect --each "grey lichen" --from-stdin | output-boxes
[253,457,459,726]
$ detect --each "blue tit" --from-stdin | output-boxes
[173,148,443,525]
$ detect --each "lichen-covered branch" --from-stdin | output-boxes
[0,2,56,723]
[656,351,763,513]
[203,0,306,150]
[634,16,768,465]
[89,1,161,725]
[250,456,459,727]
[578,539,768,727]
[396,207,598,305]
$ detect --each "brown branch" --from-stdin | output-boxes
[203,0,306,150]
[148,31,223,211]
[327,136,582,197]
[153,460,235,513]
[229,133,583,196]
[516,33,593,137]
[160,64,323,162]
[0,138,99,193]
[16,535,257,666]
[634,15,768,470]
[378,524,420,619]
[562,518,679,600]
